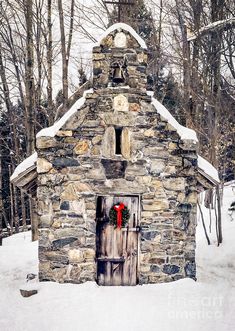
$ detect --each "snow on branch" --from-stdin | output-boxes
[188,18,235,41]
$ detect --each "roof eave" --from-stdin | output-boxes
[11,165,37,196]
[196,168,219,191]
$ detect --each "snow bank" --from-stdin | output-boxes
[151,96,198,142]
[0,231,38,285]
[1,184,235,331]
[10,152,37,181]
[95,22,147,49]
[197,183,235,284]
[37,89,93,138]
[198,155,220,183]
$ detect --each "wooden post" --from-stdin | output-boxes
[0,214,2,246]
[9,165,14,235]
[197,201,211,245]
[209,205,212,233]
[13,185,19,233]
[0,150,3,245]
[21,190,27,231]
[30,197,38,241]
[216,185,223,245]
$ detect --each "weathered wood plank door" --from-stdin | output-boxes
[96,196,139,286]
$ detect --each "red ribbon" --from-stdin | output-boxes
[113,203,125,229]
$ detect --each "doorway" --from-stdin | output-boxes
[96,196,139,286]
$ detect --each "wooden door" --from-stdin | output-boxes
[96,196,139,286]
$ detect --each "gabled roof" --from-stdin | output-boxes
[10,152,37,182]
[11,93,220,189]
[10,23,219,191]
[197,155,220,185]
[10,88,93,193]
[10,152,37,195]
[37,89,93,138]
[151,95,198,142]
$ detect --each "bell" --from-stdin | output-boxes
[113,67,124,83]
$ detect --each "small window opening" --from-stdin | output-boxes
[115,128,122,155]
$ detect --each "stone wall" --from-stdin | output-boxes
[37,28,198,285]
[37,88,198,284]
[93,29,148,90]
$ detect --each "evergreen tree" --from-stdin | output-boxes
[108,0,186,125]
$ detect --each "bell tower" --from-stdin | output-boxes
[92,24,148,90]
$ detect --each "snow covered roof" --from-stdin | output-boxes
[95,23,147,49]
[150,94,219,184]
[151,95,198,142]
[10,152,37,181]
[11,89,93,182]
[11,89,219,188]
[198,155,220,184]
[37,89,93,138]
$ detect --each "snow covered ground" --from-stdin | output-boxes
[0,183,235,331]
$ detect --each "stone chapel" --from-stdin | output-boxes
[11,23,219,286]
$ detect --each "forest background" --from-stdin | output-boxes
[0,0,234,240]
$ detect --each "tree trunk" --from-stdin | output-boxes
[6,19,26,110]
[35,2,43,118]
[58,0,69,110]
[47,0,53,124]
[25,0,36,155]
[0,45,19,164]
[191,1,203,120]
[175,0,191,118]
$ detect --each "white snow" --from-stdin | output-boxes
[108,85,130,89]
[12,93,219,184]
[0,183,235,331]
[11,91,219,185]
[198,155,220,183]
[36,89,93,138]
[95,22,148,49]
[151,96,198,142]
[151,94,219,182]
[10,152,38,181]
[147,90,154,96]
[11,89,93,182]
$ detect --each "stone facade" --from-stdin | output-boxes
[37,26,198,284]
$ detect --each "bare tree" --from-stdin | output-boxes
[57,0,75,117]
[24,0,36,155]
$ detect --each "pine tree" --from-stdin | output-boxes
[108,0,186,125]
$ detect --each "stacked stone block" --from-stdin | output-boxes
[37,28,198,284]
